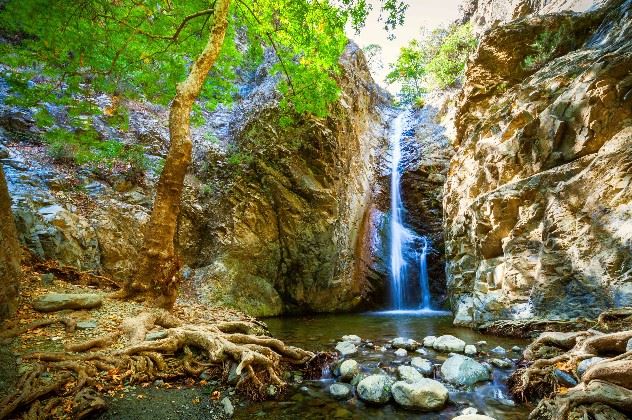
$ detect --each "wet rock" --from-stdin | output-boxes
[423,336,437,347]
[433,335,466,353]
[461,407,478,415]
[452,415,497,420]
[350,373,367,387]
[227,364,240,385]
[0,144,9,159]
[394,348,408,357]
[391,379,448,411]
[464,345,477,355]
[356,374,393,404]
[339,360,359,382]
[553,369,578,387]
[626,338,632,352]
[221,397,234,417]
[411,357,433,376]
[329,383,352,400]
[378,346,387,352]
[476,341,487,348]
[392,337,420,351]
[576,357,606,378]
[440,355,490,386]
[511,346,522,353]
[341,335,361,344]
[335,341,357,356]
[145,331,168,341]
[32,293,102,312]
[40,273,54,286]
[76,320,97,330]
[490,346,506,355]
[490,358,513,369]
[397,365,424,383]
[415,348,428,356]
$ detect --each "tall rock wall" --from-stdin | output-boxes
[0,42,388,317]
[445,0,632,325]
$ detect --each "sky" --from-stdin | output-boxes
[346,0,463,89]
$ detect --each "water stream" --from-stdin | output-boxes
[389,111,433,311]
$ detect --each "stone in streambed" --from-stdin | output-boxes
[394,348,408,357]
[464,345,477,355]
[391,379,448,411]
[433,335,466,353]
[329,383,352,400]
[490,358,513,369]
[626,338,632,352]
[335,341,357,356]
[411,357,433,376]
[341,335,361,344]
[452,415,497,420]
[33,293,102,312]
[490,346,506,355]
[397,365,424,383]
[392,337,420,350]
[423,336,437,347]
[339,359,359,382]
[441,355,490,386]
[356,374,392,404]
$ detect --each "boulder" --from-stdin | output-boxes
[433,335,466,353]
[342,334,361,344]
[441,355,490,386]
[32,293,102,312]
[490,358,513,369]
[464,345,477,355]
[392,337,420,350]
[423,336,437,347]
[394,348,408,357]
[335,341,357,356]
[329,383,352,400]
[397,365,424,383]
[411,357,434,376]
[391,379,448,411]
[339,359,360,382]
[490,346,506,355]
[356,375,392,404]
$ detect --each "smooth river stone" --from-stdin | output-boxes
[356,375,392,404]
[391,379,448,411]
[433,335,466,353]
[339,359,359,382]
[441,355,490,386]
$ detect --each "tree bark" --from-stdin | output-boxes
[0,163,21,320]
[125,0,232,308]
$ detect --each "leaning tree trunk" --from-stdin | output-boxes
[125,0,232,308]
[0,163,21,320]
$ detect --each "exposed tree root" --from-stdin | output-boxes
[509,326,632,419]
[1,309,316,419]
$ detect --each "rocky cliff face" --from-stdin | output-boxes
[445,0,632,325]
[1,42,388,316]
[179,43,389,315]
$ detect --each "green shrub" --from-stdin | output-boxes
[522,26,571,70]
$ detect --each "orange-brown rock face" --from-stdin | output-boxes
[445,0,632,325]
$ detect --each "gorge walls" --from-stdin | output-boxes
[445,0,632,325]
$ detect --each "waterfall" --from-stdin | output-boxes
[389,113,407,310]
[389,112,433,311]
[419,238,431,310]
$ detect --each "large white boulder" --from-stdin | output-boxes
[441,354,490,386]
[433,335,466,353]
[391,379,449,411]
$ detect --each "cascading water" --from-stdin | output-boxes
[388,112,433,311]
[389,113,407,310]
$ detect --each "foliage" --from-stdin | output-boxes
[0,0,408,174]
[363,43,384,75]
[387,23,476,103]
[522,25,571,70]
[426,23,477,89]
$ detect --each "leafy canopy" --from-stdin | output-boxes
[386,23,477,104]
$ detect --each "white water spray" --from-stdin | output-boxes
[389,113,407,309]
[389,112,433,311]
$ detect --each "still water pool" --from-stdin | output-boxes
[238,311,532,420]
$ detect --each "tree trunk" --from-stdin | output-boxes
[125,0,232,308]
[0,163,21,320]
